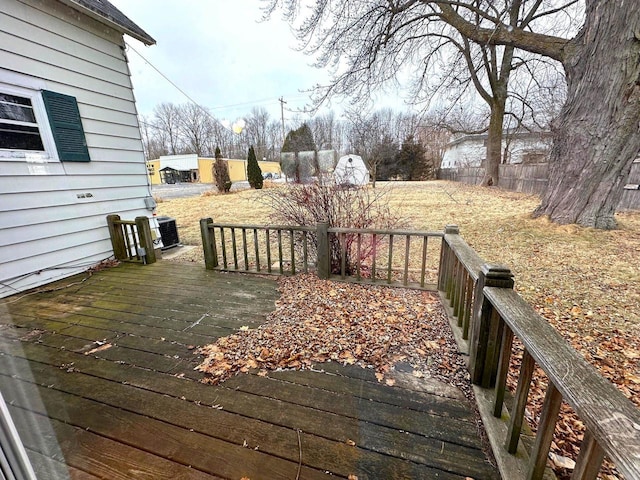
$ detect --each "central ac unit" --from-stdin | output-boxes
[156,216,180,250]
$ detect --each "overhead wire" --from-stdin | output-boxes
[124,41,307,120]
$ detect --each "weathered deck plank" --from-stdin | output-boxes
[0,262,498,479]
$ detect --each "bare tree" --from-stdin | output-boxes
[153,103,182,155]
[245,107,271,162]
[308,112,345,153]
[263,0,640,229]
[178,103,211,156]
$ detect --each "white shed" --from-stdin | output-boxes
[0,0,156,298]
[334,154,369,186]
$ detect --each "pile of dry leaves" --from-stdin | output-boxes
[196,274,472,397]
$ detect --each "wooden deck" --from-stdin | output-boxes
[0,261,499,480]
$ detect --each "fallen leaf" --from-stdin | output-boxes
[549,452,576,470]
[84,343,112,355]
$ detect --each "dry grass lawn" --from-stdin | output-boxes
[157,180,640,398]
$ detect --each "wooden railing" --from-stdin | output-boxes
[106,215,156,265]
[199,218,443,290]
[439,225,640,480]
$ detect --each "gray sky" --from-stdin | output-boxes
[110,0,344,123]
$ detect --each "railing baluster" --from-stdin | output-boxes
[463,274,474,339]
[211,225,218,268]
[266,229,272,273]
[494,326,514,418]
[302,231,308,273]
[421,235,428,288]
[231,227,238,270]
[371,234,377,282]
[455,260,466,321]
[277,229,283,274]
[356,233,362,281]
[242,228,248,270]
[220,227,228,269]
[290,229,296,275]
[387,234,394,284]
[506,349,535,453]
[527,383,563,480]
[254,229,260,272]
[403,235,410,286]
[571,429,605,480]
[340,232,347,279]
[124,224,134,259]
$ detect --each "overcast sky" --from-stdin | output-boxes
[109,0,365,124]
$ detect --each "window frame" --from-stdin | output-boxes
[0,81,60,162]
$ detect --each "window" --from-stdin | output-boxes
[0,82,90,162]
[0,93,45,151]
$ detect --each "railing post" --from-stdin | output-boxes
[469,263,514,387]
[106,214,127,261]
[200,217,218,270]
[135,216,156,264]
[438,224,459,293]
[316,221,330,279]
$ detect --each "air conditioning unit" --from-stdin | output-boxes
[156,216,180,250]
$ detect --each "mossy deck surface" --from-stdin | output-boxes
[0,261,498,479]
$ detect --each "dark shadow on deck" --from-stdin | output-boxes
[0,262,498,479]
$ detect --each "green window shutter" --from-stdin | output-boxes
[41,90,90,162]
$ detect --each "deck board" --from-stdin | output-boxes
[0,261,499,479]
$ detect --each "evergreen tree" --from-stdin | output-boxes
[282,123,316,152]
[397,136,435,181]
[281,123,317,182]
[213,146,232,192]
[247,146,263,189]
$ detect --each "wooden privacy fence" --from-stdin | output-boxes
[438,163,549,195]
[439,225,640,480]
[199,218,443,290]
[106,214,156,265]
[439,160,640,210]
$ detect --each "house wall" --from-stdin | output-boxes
[147,160,161,185]
[0,0,155,298]
[441,134,551,168]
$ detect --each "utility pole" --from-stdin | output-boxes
[278,96,287,145]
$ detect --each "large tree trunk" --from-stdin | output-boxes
[534,1,640,228]
[481,101,506,186]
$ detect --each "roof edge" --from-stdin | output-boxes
[58,0,156,46]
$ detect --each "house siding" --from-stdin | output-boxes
[0,0,154,298]
[441,133,552,168]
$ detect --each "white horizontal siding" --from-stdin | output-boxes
[0,195,151,223]
[0,0,155,298]
[0,181,150,213]
[0,248,114,298]
[0,10,129,75]
[0,50,135,102]
[0,174,147,194]
[7,0,124,56]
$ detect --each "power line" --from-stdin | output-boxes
[125,40,307,116]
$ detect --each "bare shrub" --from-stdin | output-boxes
[263,183,402,274]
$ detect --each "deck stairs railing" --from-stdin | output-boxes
[106,215,156,265]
